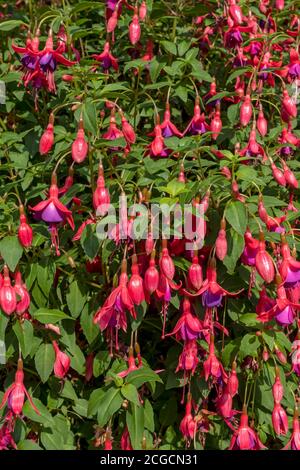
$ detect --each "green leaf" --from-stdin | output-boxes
[223,230,245,274]
[32,308,73,324]
[66,281,86,318]
[23,398,55,426]
[240,333,261,359]
[34,343,55,383]
[144,399,155,432]
[80,304,99,344]
[121,383,141,406]
[12,320,33,358]
[41,431,64,450]
[126,403,144,450]
[82,100,97,135]
[125,367,163,388]
[0,20,26,31]
[225,201,247,236]
[161,41,177,55]
[0,310,9,343]
[61,380,78,401]
[80,224,100,259]
[0,236,23,271]
[97,387,123,427]
[93,350,111,377]
[88,388,106,417]
[18,440,42,450]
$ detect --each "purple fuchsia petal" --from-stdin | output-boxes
[41,202,65,223]
[202,290,223,308]
[275,305,295,326]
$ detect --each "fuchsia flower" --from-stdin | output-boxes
[0,266,17,316]
[160,103,182,138]
[182,258,243,308]
[241,228,259,266]
[93,162,111,215]
[184,96,209,135]
[229,406,266,450]
[52,341,71,379]
[283,408,300,450]
[93,260,135,353]
[148,116,167,157]
[0,359,40,416]
[257,275,300,325]
[187,252,203,291]
[128,255,145,305]
[18,204,33,248]
[30,173,74,256]
[72,117,88,163]
[279,235,300,287]
[39,113,54,155]
[176,340,199,375]
[0,413,17,450]
[203,335,228,383]
[255,232,275,283]
[287,48,300,80]
[117,346,140,378]
[166,298,206,341]
[13,30,76,94]
[92,42,118,72]
[121,427,133,450]
[179,395,197,441]
[14,271,30,315]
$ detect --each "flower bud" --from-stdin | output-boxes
[240,94,252,126]
[18,205,33,248]
[0,266,17,315]
[39,113,54,155]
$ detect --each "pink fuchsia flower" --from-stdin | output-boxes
[18,204,33,248]
[279,235,300,288]
[117,346,140,378]
[187,252,203,291]
[229,406,266,450]
[93,162,110,215]
[272,403,288,436]
[93,260,135,353]
[255,232,275,284]
[14,271,30,315]
[182,258,243,308]
[176,340,199,375]
[52,341,71,379]
[184,96,209,136]
[0,266,17,316]
[160,103,182,138]
[179,395,197,441]
[92,42,118,72]
[0,412,17,450]
[165,298,206,341]
[257,276,300,326]
[283,408,300,450]
[290,333,300,376]
[287,48,300,80]
[30,172,74,256]
[241,228,259,266]
[128,254,145,306]
[0,359,40,417]
[121,426,133,450]
[203,335,228,383]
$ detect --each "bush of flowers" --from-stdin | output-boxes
[0,0,300,451]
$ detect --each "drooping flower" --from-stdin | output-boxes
[203,335,228,383]
[30,172,74,256]
[184,96,209,135]
[18,204,33,248]
[279,235,300,287]
[52,341,71,379]
[93,260,135,353]
[283,408,300,450]
[166,298,205,341]
[229,406,266,450]
[179,395,197,441]
[14,271,30,315]
[72,117,88,163]
[0,266,17,316]
[0,359,40,416]
[91,42,118,72]
[176,340,199,375]
[182,258,243,307]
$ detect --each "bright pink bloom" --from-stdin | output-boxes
[39,113,54,155]
[18,204,33,248]
[72,119,88,163]
[144,252,159,296]
[52,341,71,379]
[128,255,145,305]
[176,340,199,374]
[240,94,252,126]
[203,336,228,383]
[229,407,266,450]
[187,253,203,291]
[121,427,133,450]
[129,9,141,45]
[14,272,30,315]
[0,266,17,316]
[93,163,111,215]
[179,396,197,441]
[166,298,205,341]
[0,359,40,416]
[92,42,118,72]
[283,408,300,450]
[255,233,275,283]
[93,260,135,352]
